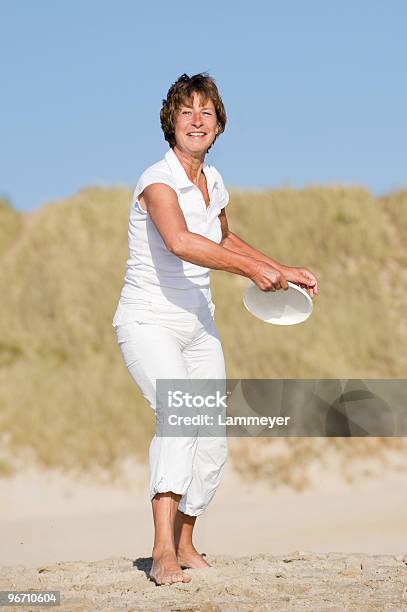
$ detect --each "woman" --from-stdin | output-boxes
[112,73,318,585]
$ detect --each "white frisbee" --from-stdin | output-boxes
[243,281,313,325]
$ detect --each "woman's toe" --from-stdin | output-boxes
[173,572,184,583]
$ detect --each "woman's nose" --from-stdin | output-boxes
[191,113,203,127]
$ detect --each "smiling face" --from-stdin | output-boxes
[173,91,219,157]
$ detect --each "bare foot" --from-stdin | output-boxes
[176,546,211,569]
[150,550,192,585]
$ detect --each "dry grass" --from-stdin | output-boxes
[0,197,22,257]
[0,185,406,486]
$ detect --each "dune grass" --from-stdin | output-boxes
[0,185,406,484]
[0,197,22,258]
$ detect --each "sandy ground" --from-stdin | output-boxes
[2,552,406,611]
[1,460,407,609]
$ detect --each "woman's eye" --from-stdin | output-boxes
[181,110,212,116]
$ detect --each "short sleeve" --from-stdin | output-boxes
[132,169,177,206]
[212,167,229,210]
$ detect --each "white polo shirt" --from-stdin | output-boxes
[116,147,229,313]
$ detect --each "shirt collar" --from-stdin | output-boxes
[164,147,218,192]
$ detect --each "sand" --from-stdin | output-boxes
[2,552,406,611]
[1,460,407,609]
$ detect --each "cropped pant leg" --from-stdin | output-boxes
[178,315,228,516]
[114,304,227,516]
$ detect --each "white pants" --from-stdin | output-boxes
[113,298,228,516]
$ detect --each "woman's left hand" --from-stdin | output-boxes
[280,266,318,298]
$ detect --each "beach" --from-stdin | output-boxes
[1,459,406,609]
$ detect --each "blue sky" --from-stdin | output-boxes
[1,0,406,211]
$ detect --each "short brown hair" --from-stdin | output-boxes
[160,73,227,152]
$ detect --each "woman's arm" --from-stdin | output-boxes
[142,183,288,292]
[219,207,318,297]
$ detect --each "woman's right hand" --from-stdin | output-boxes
[250,261,289,292]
